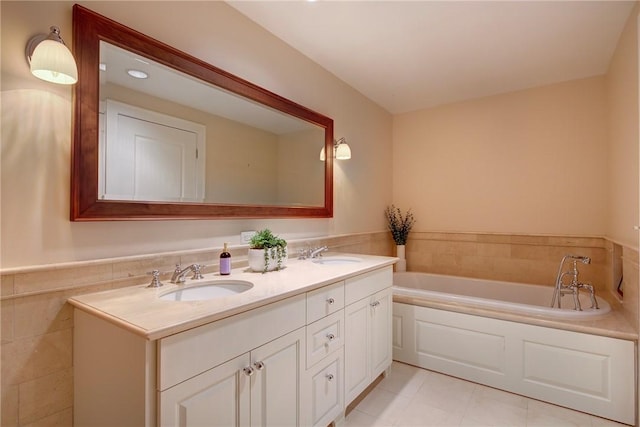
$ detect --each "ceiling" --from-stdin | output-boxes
[229,1,635,114]
[100,42,313,134]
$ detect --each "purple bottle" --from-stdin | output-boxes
[220,243,231,275]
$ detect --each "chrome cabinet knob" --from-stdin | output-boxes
[326,373,334,381]
[243,366,254,376]
[326,333,335,341]
[370,300,381,308]
[327,297,335,305]
[253,361,265,370]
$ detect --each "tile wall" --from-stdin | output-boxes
[0,232,392,426]
[621,246,639,330]
[404,231,639,335]
[1,231,637,426]
[406,232,613,290]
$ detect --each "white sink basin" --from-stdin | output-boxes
[312,256,362,265]
[160,280,253,302]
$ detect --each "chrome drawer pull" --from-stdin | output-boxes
[327,297,335,305]
[254,361,265,370]
[243,366,255,376]
[370,301,381,308]
[326,373,334,381]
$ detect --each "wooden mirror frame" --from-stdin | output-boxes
[71,5,333,221]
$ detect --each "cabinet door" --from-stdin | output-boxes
[344,297,370,405]
[250,327,305,427]
[370,288,392,379]
[159,354,250,427]
[308,350,344,427]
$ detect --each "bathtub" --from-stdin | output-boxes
[391,272,634,425]
[393,271,611,318]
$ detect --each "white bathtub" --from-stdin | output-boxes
[392,272,634,425]
[393,271,610,318]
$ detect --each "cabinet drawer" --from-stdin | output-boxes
[307,350,344,427]
[158,294,305,391]
[345,266,392,305]
[306,310,344,369]
[306,281,345,323]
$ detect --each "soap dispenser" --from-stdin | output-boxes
[220,243,231,275]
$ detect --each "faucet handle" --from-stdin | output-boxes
[146,270,164,288]
[191,264,205,280]
[297,248,310,260]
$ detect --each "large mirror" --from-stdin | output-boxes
[71,5,333,220]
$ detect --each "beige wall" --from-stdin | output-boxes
[277,129,325,206]
[393,76,609,238]
[0,1,393,269]
[606,2,640,250]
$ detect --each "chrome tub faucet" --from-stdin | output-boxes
[550,255,598,310]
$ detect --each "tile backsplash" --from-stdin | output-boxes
[1,230,637,426]
[0,232,392,426]
[406,232,614,290]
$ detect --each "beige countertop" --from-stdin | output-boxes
[68,253,397,341]
[69,251,636,343]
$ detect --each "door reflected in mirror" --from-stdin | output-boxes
[99,42,325,207]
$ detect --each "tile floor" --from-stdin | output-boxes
[345,362,629,427]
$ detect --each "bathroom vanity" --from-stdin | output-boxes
[69,254,395,427]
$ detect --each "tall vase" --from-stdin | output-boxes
[396,244,407,272]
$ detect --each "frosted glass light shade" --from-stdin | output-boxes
[319,139,352,161]
[335,142,351,160]
[29,39,78,85]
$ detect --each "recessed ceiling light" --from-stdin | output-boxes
[127,69,148,79]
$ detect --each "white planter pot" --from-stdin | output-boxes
[248,248,288,272]
[396,244,407,272]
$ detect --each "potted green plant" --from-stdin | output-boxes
[384,205,416,272]
[248,229,288,273]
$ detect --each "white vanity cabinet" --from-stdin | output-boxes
[344,267,393,405]
[158,293,307,427]
[74,294,306,427]
[72,261,396,427]
[160,328,305,427]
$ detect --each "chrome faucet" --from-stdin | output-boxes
[298,245,329,260]
[550,255,598,310]
[170,263,203,284]
[310,246,328,258]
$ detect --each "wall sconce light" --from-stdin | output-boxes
[25,26,78,85]
[320,137,352,161]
